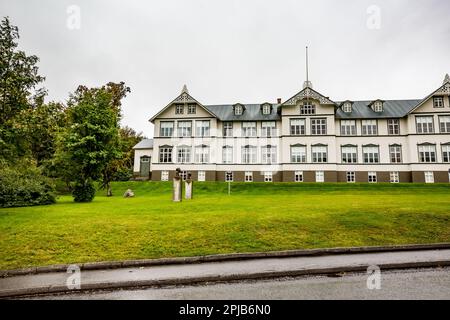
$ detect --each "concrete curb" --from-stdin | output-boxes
[1,259,449,298]
[1,243,450,278]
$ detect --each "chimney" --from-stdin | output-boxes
[277,98,282,104]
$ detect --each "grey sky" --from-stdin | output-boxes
[1,0,449,137]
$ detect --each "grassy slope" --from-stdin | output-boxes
[0,182,449,270]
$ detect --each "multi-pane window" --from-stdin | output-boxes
[187,104,196,114]
[312,145,327,163]
[434,96,444,108]
[198,171,206,182]
[291,145,307,163]
[315,171,324,183]
[340,120,356,136]
[387,119,400,135]
[261,121,276,137]
[180,171,188,181]
[390,172,399,183]
[159,146,173,163]
[311,118,327,135]
[389,145,402,163]
[242,122,257,137]
[175,104,184,114]
[424,171,434,183]
[363,146,379,163]
[225,171,233,182]
[361,120,377,135]
[341,146,357,163]
[262,145,277,164]
[177,121,192,137]
[262,104,271,115]
[242,146,257,164]
[294,171,304,182]
[342,102,352,113]
[300,103,315,115]
[372,101,383,112]
[416,116,434,134]
[195,120,210,137]
[245,171,253,182]
[223,122,233,137]
[439,116,450,133]
[442,145,450,163]
[160,121,174,137]
[195,145,210,163]
[264,172,273,182]
[234,105,243,115]
[418,144,436,163]
[177,146,191,163]
[346,172,355,183]
[222,146,233,164]
[290,119,305,135]
[368,172,377,183]
[161,171,169,181]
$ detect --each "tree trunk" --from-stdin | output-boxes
[106,183,112,197]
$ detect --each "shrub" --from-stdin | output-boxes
[72,180,96,202]
[0,163,56,208]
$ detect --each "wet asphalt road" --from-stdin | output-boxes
[23,267,450,300]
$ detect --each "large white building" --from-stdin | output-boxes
[134,75,450,183]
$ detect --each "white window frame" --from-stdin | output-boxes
[262,104,271,115]
[434,96,444,108]
[175,104,184,115]
[234,105,243,115]
[160,121,174,137]
[195,145,210,163]
[368,171,377,183]
[177,146,191,163]
[161,171,169,181]
[373,101,383,112]
[424,171,434,183]
[439,116,450,133]
[222,146,233,164]
[387,119,400,135]
[177,121,192,137]
[291,145,307,163]
[442,145,450,163]
[342,102,352,113]
[261,121,276,137]
[159,146,173,163]
[242,146,257,164]
[242,122,257,137]
[418,144,436,163]
[363,146,380,163]
[245,171,253,182]
[223,122,233,137]
[264,171,273,182]
[341,146,357,163]
[300,102,315,115]
[198,171,206,182]
[340,120,356,136]
[261,145,277,164]
[346,171,355,183]
[361,120,377,135]
[312,145,327,163]
[315,171,324,183]
[187,104,196,114]
[195,120,210,137]
[311,118,327,135]
[390,171,399,183]
[225,171,233,182]
[294,171,304,182]
[290,119,305,135]
[389,145,402,163]
[416,116,434,134]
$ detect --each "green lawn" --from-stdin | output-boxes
[0,182,449,270]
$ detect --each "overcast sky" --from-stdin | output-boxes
[1,0,449,137]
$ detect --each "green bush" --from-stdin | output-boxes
[72,180,96,202]
[0,164,56,208]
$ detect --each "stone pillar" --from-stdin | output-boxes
[172,168,182,202]
[185,172,193,200]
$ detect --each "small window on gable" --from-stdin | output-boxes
[342,102,352,113]
[187,104,196,114]
[175,104,184,114]
[434,96,444,108]
[372,100,383,112]
[234,104,244,116]
[261,104,271,115]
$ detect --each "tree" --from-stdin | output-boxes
[56,82,129,201]
[0,16,45,161]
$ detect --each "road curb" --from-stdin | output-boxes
[1,242,449,278]
[1,260,449,298]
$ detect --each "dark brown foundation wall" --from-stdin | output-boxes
[149,170,448,183]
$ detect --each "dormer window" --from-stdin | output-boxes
[342,101,352,113]
[234,104,244,116]
[372,100,383,112]
[434,96,444,108]
[261,104,272,115]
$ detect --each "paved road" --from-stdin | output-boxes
[2,249,450,297]
[24,268,450,300]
